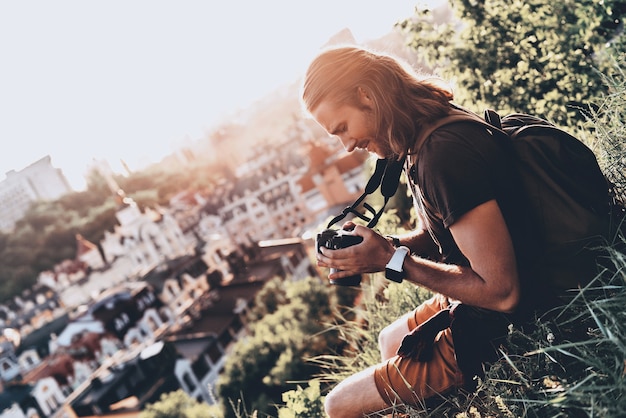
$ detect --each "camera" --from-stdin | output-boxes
[316,229,363,286]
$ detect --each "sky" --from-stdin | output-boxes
[1,1,435,191]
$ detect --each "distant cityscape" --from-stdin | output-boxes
[0,113,370,417]
[0,24,423,417]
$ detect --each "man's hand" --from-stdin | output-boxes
[316,225,396,278]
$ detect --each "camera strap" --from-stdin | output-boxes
[326,157,405,229]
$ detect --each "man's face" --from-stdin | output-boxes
[312,98,389,159]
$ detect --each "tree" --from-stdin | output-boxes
[245,276,289,322]
[400,0,626,127]
[276,380,326,418]
[215,277,345,418]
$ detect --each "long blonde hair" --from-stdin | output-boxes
[301,46,454,160]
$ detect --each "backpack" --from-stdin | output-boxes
[395,107,626,390]
[414,107,625,291]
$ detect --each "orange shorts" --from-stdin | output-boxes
[373,294,464,406]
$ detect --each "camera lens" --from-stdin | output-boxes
[316,229,363,286]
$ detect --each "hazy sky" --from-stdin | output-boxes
[1,1,432,190]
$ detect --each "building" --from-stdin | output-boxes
[69,341,180,417]
[214,142,310,246]
[0,285,67,351]
[0,378,64,418]
[0,109,371,416]
[197,138,368,252]
[296,140,369,226]
[99,191,192,277]
[0,156,72,232]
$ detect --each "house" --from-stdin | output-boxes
[87,282,162,347]
[296,140,369,226]
[0,116,369,416]
[75,235,104,271]
[99,190,191,278]
[0,378,63,418]
[162,277,269,404]
[69,341,180,417]
[0,285,66,342]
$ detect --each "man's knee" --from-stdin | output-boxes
[378,324,396,360]
[324,367,387,418]
[324,386,350,418]
[379,315,411,360]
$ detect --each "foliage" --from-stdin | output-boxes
[313,278,432,389]
[276,380,326,418]
[584,59,626,203]
[470,57,626,418]
[140,389,219,418]
[245,276,289,323]
[279,7,626,415]
[400,0,626,127]
[476,242,626,417]
[215,277,346,418]
[296,60,626,418]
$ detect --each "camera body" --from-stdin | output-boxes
[316,229,363,286]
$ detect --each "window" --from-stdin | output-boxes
[207,344,222,364]
[46,397,58,413]
[183,372,197,392]
[192,357,210,377]
[218,330,232,348]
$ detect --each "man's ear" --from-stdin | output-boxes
[357,86,373,107]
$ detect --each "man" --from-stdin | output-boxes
[301,45,548,417]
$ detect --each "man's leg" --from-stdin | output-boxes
[324,365,390,418]
[379,295,449,361]
[325,296,457,417]
[378,312,413,360]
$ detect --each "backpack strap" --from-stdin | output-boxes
[409,106,504,162]
[484,109,503,129]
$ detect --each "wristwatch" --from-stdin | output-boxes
[385,246,410,283]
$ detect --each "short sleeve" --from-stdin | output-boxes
[416,123,497,228]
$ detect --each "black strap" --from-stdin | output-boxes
[326,158,405,229]
[484,109,502,129]
[325,106,502,230]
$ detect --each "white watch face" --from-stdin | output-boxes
[386,246,409,271]
[385,247,409,283]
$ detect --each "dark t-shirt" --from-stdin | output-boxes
[407,121,554,317]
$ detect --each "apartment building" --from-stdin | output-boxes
[0,156,72,232]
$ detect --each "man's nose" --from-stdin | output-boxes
[338,135,357,152]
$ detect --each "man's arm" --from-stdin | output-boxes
[387,212,441,261]
[318,199,520,313]
[399,199,520,312]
